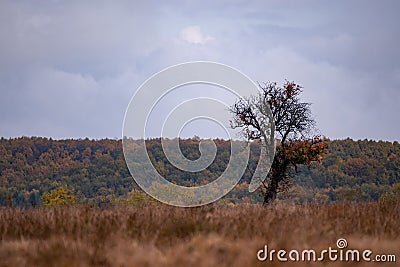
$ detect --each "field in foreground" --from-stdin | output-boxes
[0,202,399,267]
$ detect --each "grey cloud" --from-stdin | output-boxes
[0,0,399,141]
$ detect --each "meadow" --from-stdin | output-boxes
[0,202,399,266]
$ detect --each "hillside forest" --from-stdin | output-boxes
[1,137,399,207]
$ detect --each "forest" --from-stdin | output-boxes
[0,137,399,207]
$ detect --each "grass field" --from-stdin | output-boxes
[0,202,399,266]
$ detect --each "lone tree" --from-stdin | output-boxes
[230,81,327,204]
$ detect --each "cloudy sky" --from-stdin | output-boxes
[1,0,399,141]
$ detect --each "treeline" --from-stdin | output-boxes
[0,137,399,207]
[0,137,131,207]
[289,138,400,203]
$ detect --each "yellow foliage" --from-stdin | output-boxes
[41,185,76,206]
[112,189,158,206]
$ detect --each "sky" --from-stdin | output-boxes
[0,0,399,141]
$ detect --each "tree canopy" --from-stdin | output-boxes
[230,81,328,204]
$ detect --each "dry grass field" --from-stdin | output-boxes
[0,202,399,267]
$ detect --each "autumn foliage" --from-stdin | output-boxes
[41,185,76,206]
[231,81,328,204]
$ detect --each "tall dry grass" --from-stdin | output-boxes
[0,202,399,266]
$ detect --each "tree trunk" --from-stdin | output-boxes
[263,179,278,205]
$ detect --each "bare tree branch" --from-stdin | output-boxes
[230,81,328,204]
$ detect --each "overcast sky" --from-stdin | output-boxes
[1,0,399,141]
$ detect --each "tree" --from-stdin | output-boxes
[230,81,327,204]
[41,185,77,206]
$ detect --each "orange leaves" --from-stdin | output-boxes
[278,136,328,167]
[283,81,302,98]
